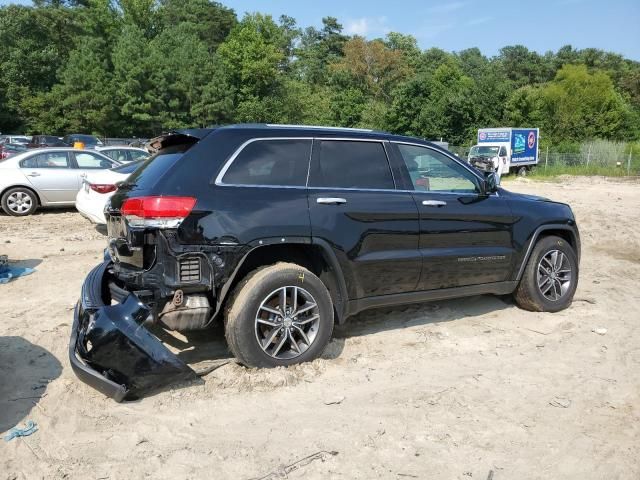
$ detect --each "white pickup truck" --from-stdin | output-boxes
[468,128,540,177]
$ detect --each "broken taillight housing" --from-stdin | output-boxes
[121,196,196,228]
[90,184,117,194]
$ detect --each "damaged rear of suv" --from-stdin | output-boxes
[70,124,580,401]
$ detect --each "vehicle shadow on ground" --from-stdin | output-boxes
[0,336,62,433]
[335,294,514,340]
[151,322,233,371]
[0,207,78,217]
[149,294,514,371]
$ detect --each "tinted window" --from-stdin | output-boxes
[102,149,128,163]
[111,160,144,174]
[21,152,70,169]
[310,140,394,190]
[75,152,114,169]
[128,150,149,161]
[397,144,479,193]
[222,139,311,186]
[121,145,187,190]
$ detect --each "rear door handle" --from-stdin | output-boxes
[317,197,347,205]
[27,172,41,177]
[422,200,447,207]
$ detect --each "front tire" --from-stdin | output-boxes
[514,235,578,312]
[1,187,38,216]
[225,263,334,368]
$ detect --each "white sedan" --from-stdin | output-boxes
[75,160,144,224]
[0,148,120,216]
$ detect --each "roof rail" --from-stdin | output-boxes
[265,124,374,133]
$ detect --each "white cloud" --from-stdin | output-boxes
[344,16,390,36]
[466,16,493,26]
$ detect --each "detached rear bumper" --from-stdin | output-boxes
[69,261,197,401]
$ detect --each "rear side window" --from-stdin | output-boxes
[74,152,114,169]
[310,140,394,190]
[128,150,149,161]
[221,139,311,186]
[21,152,70,169]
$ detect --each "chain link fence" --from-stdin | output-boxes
[448,144,640,176]
[100,137,149,147]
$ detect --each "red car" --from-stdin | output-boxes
[0,143,27,160]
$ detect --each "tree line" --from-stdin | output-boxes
[1,0,639,148]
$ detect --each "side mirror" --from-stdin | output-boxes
[483,171,499,194]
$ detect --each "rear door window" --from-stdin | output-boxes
[310,140,394,190]
[128,150,149,162]
[221,139,312,186]
[21,152,70,169]
[74,152,115,169]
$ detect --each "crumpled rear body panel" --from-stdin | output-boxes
[69,262,197,401]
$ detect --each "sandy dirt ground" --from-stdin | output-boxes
[1,176,639,480]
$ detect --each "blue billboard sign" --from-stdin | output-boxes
[478,130,510,143]
[510,129,538,163]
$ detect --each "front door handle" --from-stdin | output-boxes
[317,197,347,205]
[27,172,41,177]
[422,200,447,207]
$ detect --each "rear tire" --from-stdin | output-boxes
[1,187,38,216]
[514,235,578,312]
[225,263,334,368]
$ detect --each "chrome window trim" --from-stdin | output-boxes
[392,140,485,182]
[215,136,397,190]
[214,137,313,187]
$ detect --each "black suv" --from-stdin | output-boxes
[70,125,580,401]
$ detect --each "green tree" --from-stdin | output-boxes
[386,63,475,144]
[155,0,236,51]
[0,4,80,132]
[506,65,631,142]
[39,37,117,135]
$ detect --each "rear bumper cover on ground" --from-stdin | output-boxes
[69,261,197,401]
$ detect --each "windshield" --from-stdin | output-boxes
[111,159,145,174]
[470,146,500,157]
[11,137,30,144]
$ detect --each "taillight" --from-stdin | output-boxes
[90,184,117,194]
[121,196,196,228]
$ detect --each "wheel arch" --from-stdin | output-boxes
[1,184,42,208]
[213,240,349,324]
[515,224,580,281]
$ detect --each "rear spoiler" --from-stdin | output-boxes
[147,128,215,152]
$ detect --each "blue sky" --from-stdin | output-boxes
[2,0,639,60]
[227,0,640,60]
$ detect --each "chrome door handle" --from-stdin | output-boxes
[422,200,447,207]
[317,197,347,205]
[27,172,41,177]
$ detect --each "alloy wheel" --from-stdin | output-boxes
[254,286,320,360]
[537,250,572,301]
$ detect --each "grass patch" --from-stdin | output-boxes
[527,164,639,178]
